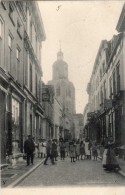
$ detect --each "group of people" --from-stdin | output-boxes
[24,135,121,172]
[24,136,98,166]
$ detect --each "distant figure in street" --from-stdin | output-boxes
[65,140,69,156]
[92,142,98,161]
[60,141,66,160]
[84,138,91,159]
[80,141,85,160]
[76,140,80,160]
[38,139,43,158]
[52,139,58,161]
[42,139,47,158]
[24,135,35,166]
[44,140,55,165]
[69,141,76,162]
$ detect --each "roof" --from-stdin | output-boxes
[116,3,125,32]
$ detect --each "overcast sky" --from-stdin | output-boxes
[38,1,124,114]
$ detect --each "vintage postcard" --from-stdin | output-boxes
[0,0,125,195]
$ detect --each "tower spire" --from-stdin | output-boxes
[59,40,61,51]
[57,40,63,60]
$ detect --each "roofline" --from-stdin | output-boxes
[116,3,125,32]
[89,40,107,84]
[34,2,46,41]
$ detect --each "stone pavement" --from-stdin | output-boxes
[97,154,125,177]
[0,157,44,188]
[1,154,125,188]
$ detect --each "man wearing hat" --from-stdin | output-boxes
[24,135,35,166]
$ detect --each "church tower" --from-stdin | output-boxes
[48,49,76,115]
[53,49,68,80]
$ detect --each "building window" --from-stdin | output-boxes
[100,69,102,80]
[35,73,38,98]
[109,77,112,99]
[1,1,6,10]
[102,62,105,74]
[56,86,60,96]
[116,63,120,94]
[9,3,15,26]
[29,64,32,92]
[0,17,3,67]
[30,21,32,42]
[0,19,2,39]
[113,71,116,96]
[68,88,71,97]
[100,86,103,105]
[16,47,20,80]
[103,81,106,100]
[8,33,13,71]
[17,20,22,39]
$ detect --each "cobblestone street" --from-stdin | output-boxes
[17,157,125,187]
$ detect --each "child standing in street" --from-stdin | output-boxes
[92,143,98,161]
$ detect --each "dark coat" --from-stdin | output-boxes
[24,139,35,153]
[52,142,58,157]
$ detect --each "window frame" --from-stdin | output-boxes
[9,2,15,26]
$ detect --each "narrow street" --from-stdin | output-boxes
[17,157,125,187]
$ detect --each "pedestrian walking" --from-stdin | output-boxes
[38,139,43,158]
[60,141,66,160]
[44,140,55,165]
[52,139,58,161]
[76,140,80,160]
[24,135,35,166]
[69,141,76,162]
[92,142,98,161]
[102,142,121,171]
[80,141,85,160]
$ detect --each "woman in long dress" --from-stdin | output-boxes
[80,141,85,160]
[69,141,76,162]
[84,138,91,159]
[102,143,121,171]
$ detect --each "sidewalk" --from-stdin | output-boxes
[98,154,125,177]
[0,157,44,188]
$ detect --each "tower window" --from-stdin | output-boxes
[68,88,71,97]
[56,86,60,96]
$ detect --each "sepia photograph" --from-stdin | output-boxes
[0,0,125,194]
